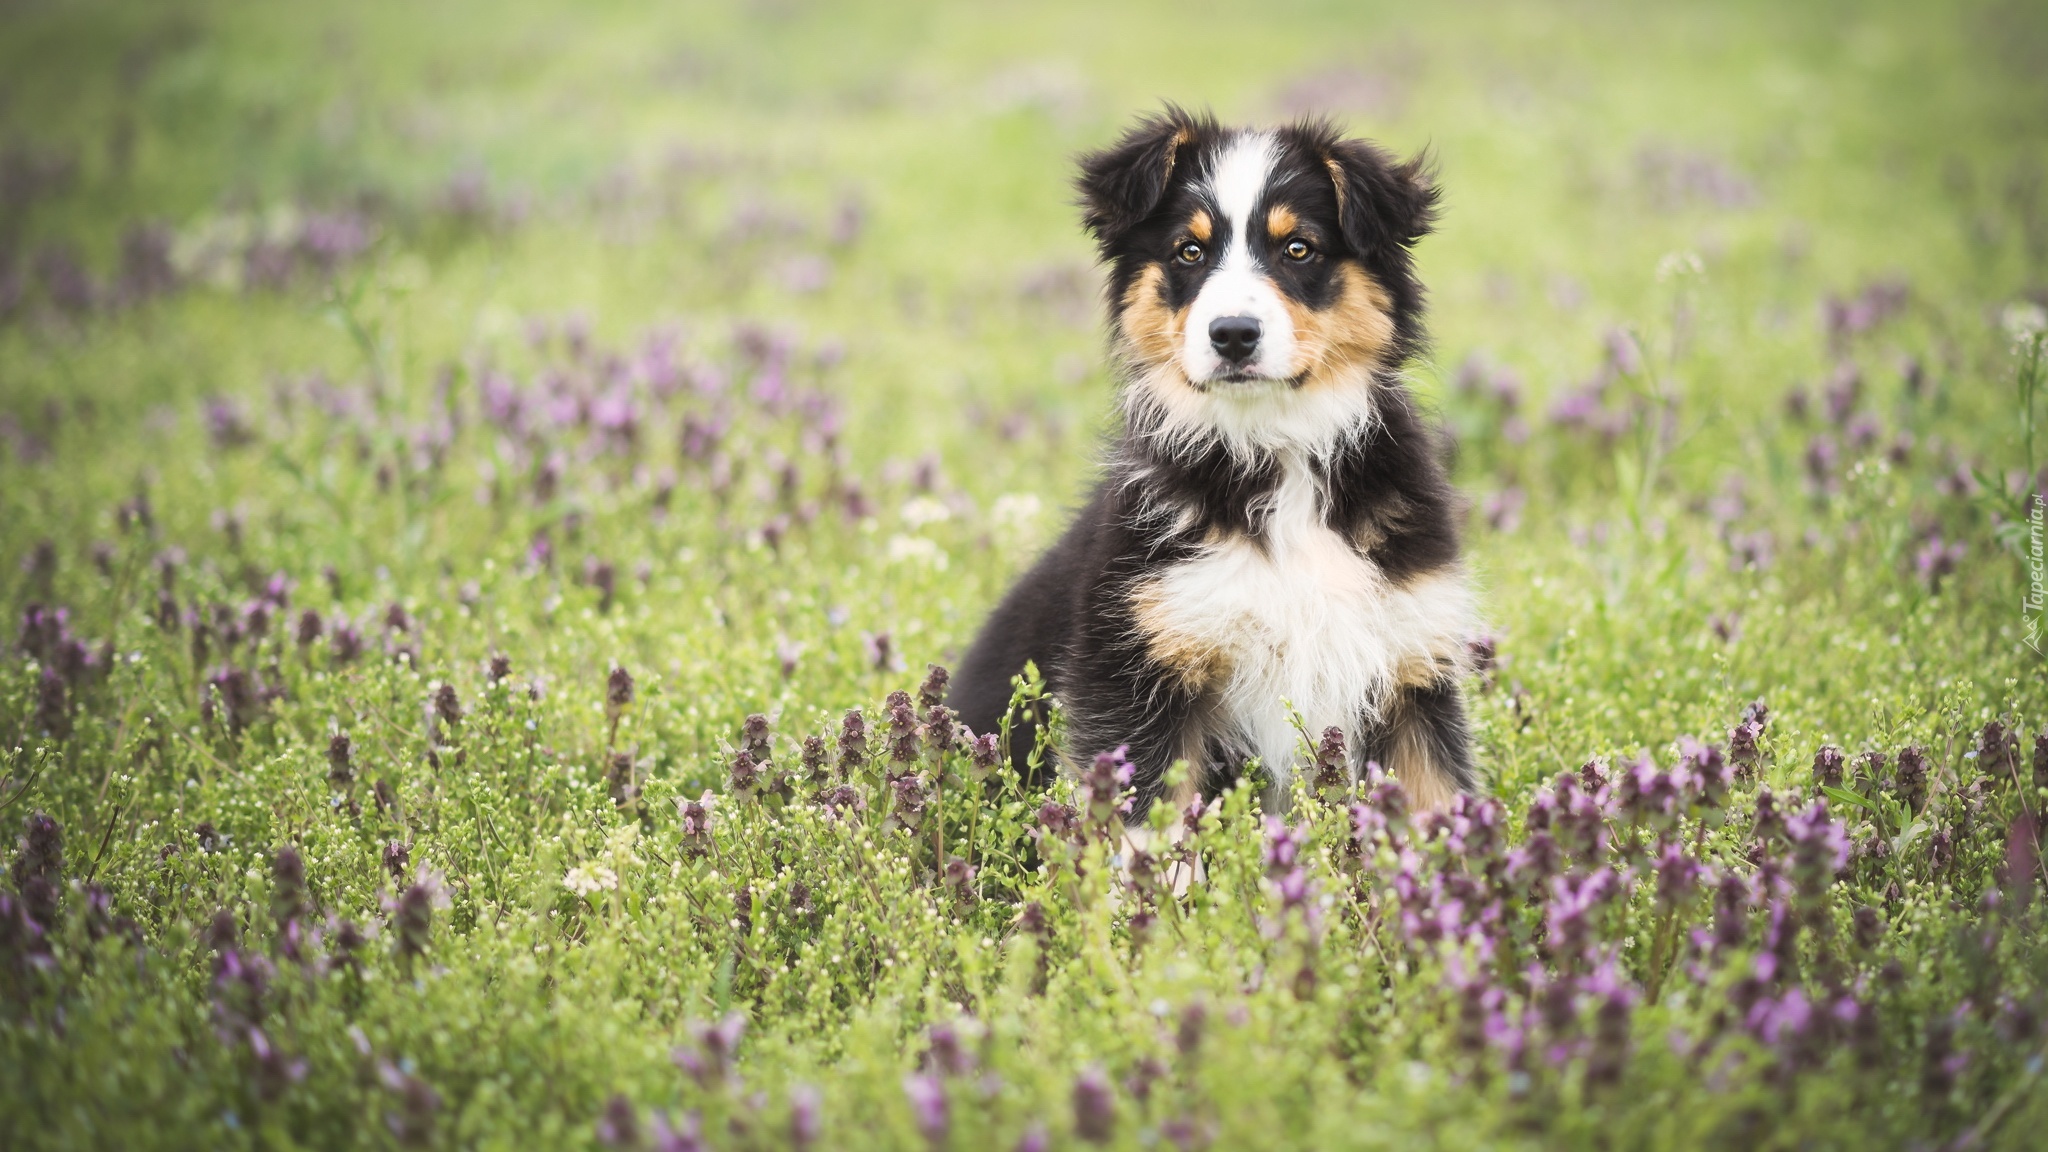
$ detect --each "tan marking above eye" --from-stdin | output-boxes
[1266,205,1300,239]
[1188,210,1213,243]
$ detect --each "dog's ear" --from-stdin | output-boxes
[1076,106,1210,252]
[1323,137,1438,261]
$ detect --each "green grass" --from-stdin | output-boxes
[3,0,2048,1148]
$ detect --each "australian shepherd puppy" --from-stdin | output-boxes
[953,107,1480,819]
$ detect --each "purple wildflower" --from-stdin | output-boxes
[597,1094,640,1147]
[968,731,1002,782]
[789,1084,822,1150]
[1712,870,1751,952]
[271,846,310,927]
[1546,868,1621,963]
[2002,813,2040,912]
[886,691,921,765]
[902,1073,948,1145]
[678,800,713,855]
[1072,1065,1116,1144]
[817,786,865,821]
[1892,746,1928,813]
[917,664,950,708]
[1081,747,1133,829]
[1914,536,1965,592]
[1176,1000,1208,1057]
[378,1060,443,1146]
[837,708,871,775]
[1034,801,1080,847]
[924,1020,978,1077]
[923,705,959,755]
[1653,840,1702,908]
[389,874,440,963]
[1812,745,1845,789]
[673,1012,747,1088]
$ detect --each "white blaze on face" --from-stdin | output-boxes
[1182,132,1297,385]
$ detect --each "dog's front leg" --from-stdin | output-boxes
[1357,677,1477,807]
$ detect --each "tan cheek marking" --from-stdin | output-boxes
[1117,263,1188,371]
[1188,210,1212,243]
[1285,261,1396,389]
[1266,205,1299,240]
[1128,578,1230,692]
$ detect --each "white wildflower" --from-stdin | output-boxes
[1656,250,1704,282]
[563,863,619,897]
[899,496,951,528]
[605,825,643,867]
[990,492,1044,530]
[887,534,949,570]
[2003,301,2047,347]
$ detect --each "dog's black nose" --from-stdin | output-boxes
[1208,315,1261,366]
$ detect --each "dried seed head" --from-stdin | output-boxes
[271,846,309,926]
[1893,746,1929,813]
[922,705,957,755]
[1017,900,1048,937]
[607,752,639,810]
[837,708,870,774]
[1811,745,1845,789]
[432,683,462,726]
[1978,720,2019,778]
[13,813,64,920]
[917,664,950,708]
[741,713,774,762]
[864,630,895,673]
[392,880,434,960]
[728,749,762,801]
[205,908,239,952]
[886,691,920,764]
[606,665,635,717]
[801,735,830,782]
[968,731,1001,781]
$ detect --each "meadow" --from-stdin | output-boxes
[3,0,2048,1147]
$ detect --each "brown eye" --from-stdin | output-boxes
[1285,238,1312,261]
[1176,241,1204,265]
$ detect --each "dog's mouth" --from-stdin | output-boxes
[1195,369,1307,391]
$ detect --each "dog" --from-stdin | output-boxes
[953,107,1480,821]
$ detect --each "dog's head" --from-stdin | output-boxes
[1078,107,1437,456]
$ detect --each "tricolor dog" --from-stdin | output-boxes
[954,107,1479,818]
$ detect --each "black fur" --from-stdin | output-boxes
[952,111,1474,815]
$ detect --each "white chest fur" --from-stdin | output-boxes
[1129,452,1474,793]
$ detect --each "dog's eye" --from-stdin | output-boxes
[1284,238,1313,261]
[1176,242,1204,265]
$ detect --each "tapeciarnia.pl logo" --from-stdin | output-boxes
[2026,493,2045,655]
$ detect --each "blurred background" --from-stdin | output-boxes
[5,0,2043,421]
